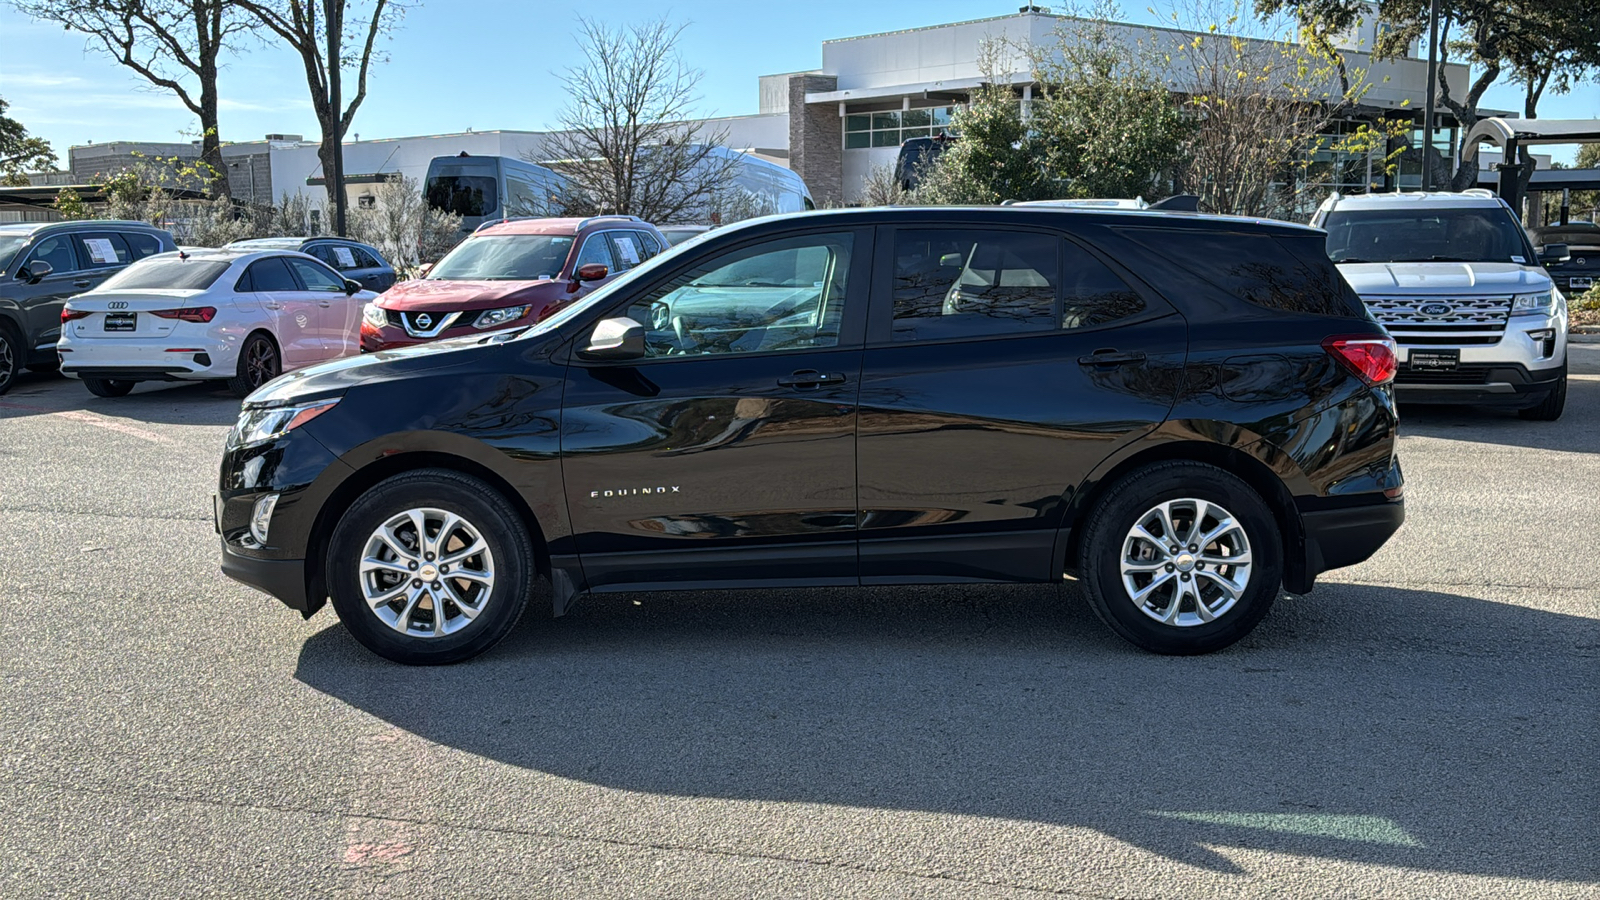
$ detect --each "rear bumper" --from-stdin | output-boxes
[58,339,233,380]
[1302,499,1405,578]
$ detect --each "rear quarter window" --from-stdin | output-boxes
[1116,227,1366,318]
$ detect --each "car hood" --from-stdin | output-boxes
[1337,262,1553,295]
[376,278,572,313]
[244,332,517,407]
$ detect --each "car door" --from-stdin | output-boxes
[283,255,358,360]
[855,224,1188,583]
[559,227,872,591]
[16,233,87,352]
[244,256,323,368]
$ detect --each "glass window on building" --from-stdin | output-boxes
[844,105,956,149]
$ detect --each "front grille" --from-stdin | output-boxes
[1398,366,1492,385]
[1364,296,1510,346]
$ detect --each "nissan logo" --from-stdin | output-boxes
[1418,302,1453,317]
[107,300,128,309]
[415,313,432,329]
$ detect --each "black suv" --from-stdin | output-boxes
[217,207,1405,664]
[227,236,397,293]
[0,219,177,393]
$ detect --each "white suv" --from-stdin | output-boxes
[1312,189,1568,420]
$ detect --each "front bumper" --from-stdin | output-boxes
[220,538,314,615]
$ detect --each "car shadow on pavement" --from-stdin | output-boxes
[0,370,241,427]
[295,581,1598,881]
[1398,367,1599,454]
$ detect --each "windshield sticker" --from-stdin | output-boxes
[333,246,357,268]
[83,238,118,264]
[615,236,640,265]
[1511,256,1525,264]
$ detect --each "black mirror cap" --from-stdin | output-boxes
[1539,243,1571,264]
[578,316,646,360]
[343,278,362,295]
[22,259,53,282]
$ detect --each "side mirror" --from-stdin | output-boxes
[577,263,608,282]
[1538,242,1571,264]
[21,260,53,283]
[579,316,646,360]
[418,262,434,278]
[938,253,963,268]
[343,278,362,295]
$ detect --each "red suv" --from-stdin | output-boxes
[360,215,669,351]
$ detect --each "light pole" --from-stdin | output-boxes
[1421,0,1441,191]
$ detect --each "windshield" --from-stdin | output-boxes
[427,234,575,281]
[511,229,701,342]
[98,257,232,291]
[0,233,28,274]
[426,174,498,217]
[1324,207,1533,264]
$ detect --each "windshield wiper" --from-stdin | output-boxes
[1335,257,1371,263]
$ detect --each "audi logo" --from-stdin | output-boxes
[107,301,128,309]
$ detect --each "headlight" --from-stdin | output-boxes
[1511,291,1555,316]
[474,305,531,329]
[229,398,340,448]
[363,303,388,328]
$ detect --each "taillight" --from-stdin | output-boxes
[150,307,217,323]
[1323,335,1397,385]
[61,308,91,323]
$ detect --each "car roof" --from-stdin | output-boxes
[702,204,1323,237]
[1320,190,1507,212]
[474,215,656,237]
[141,247,323,266]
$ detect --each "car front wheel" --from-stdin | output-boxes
[83,378,136,398]
[1518,366,1566,421]
[326,469,537,665]
[1078,461,1283,655]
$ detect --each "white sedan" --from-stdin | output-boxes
[58,248,378,398]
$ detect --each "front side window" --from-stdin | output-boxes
[100,257,231,291]
[618,231,854,358]
[286,257,345,292]
[891,230,1057,341]
[428,235,576,281]
[1322,207,1533,264]
[23,234,78,275]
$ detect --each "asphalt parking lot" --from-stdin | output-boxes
[1,350,1596,899]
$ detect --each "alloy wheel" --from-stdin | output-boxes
[0,336,14,391]
[359,507,497,638]
[1119,498,1253,627]
[246,339,278,388]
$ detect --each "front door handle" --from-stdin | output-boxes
[778,369,847,388]
[72,280,92,288]
[1078,349,1147,367]
[318,300,332,308]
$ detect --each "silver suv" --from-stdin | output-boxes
[1312,189,1568,421]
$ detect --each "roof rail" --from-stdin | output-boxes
[576,214,644,229]
[1460,188,1496,199]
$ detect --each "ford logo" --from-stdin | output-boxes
[1418,302,1453,317]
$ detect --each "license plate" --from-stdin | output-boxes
[1409,350,1459,372]
[1570,277,1592,289]
[103,312,136,332]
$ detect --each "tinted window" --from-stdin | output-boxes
[633,230,663,258]
[75,233,132,268]
[1322,207,1530,264]
[23,234,78,274]
[1534,228,1600,249]
[574,235,615,271]
[246,256,300,292]
[98,257,232,291]
[891,229,1057,341]
[1119,228,1364,318]
[123,231,165,259]
[316,243,369,270]
[425,174,498,217]
[351,246,383,269]
[619,231,854,358]
[607,232,645,272]
[1061,241,1146,328]
[429,235,575,281]
[286,257,345,292]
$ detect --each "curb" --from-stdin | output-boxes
[1571,332,1600,344]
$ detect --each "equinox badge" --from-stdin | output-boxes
[591,486,680,498]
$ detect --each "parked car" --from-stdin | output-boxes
[218,205,1405,665]
[59,248,377,398]
[1526,221,1600,295]
[227,237,397,293]
[0,220,177,394]
[895,135,954,192]
[360,215,669,352]
[657,225,711,246]
[1313,189,1569,421]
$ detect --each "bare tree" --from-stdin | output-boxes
[350,174,462,274]
[11,0,251,198]
[235,0,401,227]
[538,17,738,225]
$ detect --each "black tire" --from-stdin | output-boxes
[0,323,20,397]
[1078,461,1284,655]
[326,468,537,665]
[26,360,59,374]
[228,332,280,398]
[1517,367,1566,421]
[83,378,136,398]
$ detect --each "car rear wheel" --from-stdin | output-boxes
[1518,366,1566,421]
[83,378,136,398]
[0,324,20,396]
[1078,461,1283,654]
[228,333,280,398]
[326,469,537,665]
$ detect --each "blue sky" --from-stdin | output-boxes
[2,0,1595,164]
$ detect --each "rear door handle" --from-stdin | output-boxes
[1078,349,1147,367]
[778,369,847,388]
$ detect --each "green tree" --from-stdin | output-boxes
[51,187,93,219]
[916,81,1047,205]
[0,96,57,184]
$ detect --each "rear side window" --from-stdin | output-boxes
[1062,240,1145,328]
[244,256,299,292]
[891,229,1058,341]
[1117,228,1365,318]
[123,231,165,259]
[75,233,132,268]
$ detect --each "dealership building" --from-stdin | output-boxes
[40,8,1481,215]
